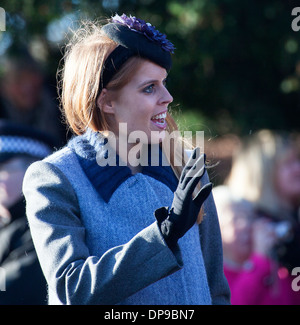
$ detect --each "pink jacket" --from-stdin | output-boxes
[224,254,300,305]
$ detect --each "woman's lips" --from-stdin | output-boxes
[151,111,167,129]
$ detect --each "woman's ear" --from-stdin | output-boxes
[97,88,114,114]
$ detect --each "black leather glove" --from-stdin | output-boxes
[155,147,212,248]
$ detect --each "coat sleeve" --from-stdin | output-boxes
[22,161,183,305]
[199,171,231,305]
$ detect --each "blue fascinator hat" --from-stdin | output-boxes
[99,14,175,92]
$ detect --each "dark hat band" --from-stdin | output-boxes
[100,45,135,90]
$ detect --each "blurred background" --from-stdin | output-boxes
[1,0,300,181]
[0,0,299,305]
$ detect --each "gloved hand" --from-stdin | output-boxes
[155,147,212,248]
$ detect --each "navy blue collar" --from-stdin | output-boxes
[68,130,178,203]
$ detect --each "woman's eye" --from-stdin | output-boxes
[143,84,155,93]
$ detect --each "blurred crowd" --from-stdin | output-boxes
[213,130,300,305]
[0,49,299,305]
[0,50,67,304]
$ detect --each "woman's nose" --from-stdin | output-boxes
[159,87,173,106]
